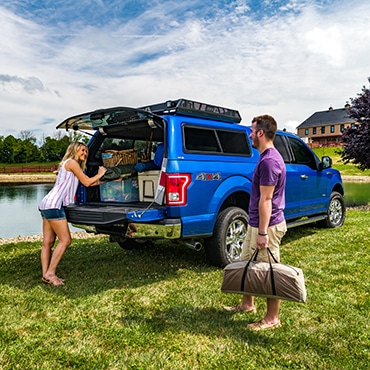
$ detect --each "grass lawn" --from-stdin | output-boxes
[312,147,370,177]
[1,209,369,369]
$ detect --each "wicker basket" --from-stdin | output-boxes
[102,149,138,167]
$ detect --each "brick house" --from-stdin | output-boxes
[296,104,356,148]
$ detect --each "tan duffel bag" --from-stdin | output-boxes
[221,248,307,303]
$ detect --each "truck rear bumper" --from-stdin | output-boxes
[73,219,182,240]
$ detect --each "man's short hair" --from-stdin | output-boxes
[252,115,278,140]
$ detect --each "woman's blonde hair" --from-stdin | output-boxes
[59,142,88,170]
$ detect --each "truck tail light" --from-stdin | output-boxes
[166,174,191,206]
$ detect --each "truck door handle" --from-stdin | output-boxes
[301,175,308,179]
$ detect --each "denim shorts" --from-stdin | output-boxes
[39,207,66,221]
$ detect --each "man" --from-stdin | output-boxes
[224,115,287,331]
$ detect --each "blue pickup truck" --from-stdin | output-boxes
[57,98,345,266]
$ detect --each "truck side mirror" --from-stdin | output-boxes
[320,156,332,170]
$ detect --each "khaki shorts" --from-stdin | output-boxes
[240,220,287,263]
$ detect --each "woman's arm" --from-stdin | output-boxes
[65,159,107,187]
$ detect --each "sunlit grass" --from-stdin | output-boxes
[312,146,370,176]
[1,209,369,369]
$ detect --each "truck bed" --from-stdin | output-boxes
[65,202,164,225]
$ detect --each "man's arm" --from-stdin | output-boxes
[257,184,275,249]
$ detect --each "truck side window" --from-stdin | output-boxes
[184,126,251,156]
[288,137,317,170]
[184,126,220,152]
[217,130,251,156]
[273,135,291,163]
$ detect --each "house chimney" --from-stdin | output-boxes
[328,106,333,111]
[344,103,350,109]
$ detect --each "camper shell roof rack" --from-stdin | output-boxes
[140,98,242,123]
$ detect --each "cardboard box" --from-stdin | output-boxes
[100,177,139,202]
[138,170,160,202]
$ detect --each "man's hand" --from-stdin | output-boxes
[256,234,269,249]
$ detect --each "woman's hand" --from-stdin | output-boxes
[98,166,107,176]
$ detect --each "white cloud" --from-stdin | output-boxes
[0,1,370,141]
[0,74,47,94]
[305,26,344,67]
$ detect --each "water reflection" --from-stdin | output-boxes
[0,184,80,239]
[343,181,370,207]
[0,183,42,201]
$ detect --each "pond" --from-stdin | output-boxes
[342,181,370,207]
[0,184,81,239]
[0,181,369,239]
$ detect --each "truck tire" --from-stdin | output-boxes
[318,191,346,228]
[205,207,248,267]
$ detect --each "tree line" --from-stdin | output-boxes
[0,131,88,164]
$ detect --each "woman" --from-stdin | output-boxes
[39,142,107,286]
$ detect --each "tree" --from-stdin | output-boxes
[39,136,69,162]
[20,130,35,141]
[341,85,370,170]
[0,136,4,162]
[18,131,38,163]
[0,130,87,164]
[1,135,17,163]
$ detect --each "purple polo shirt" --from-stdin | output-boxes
[248,147,286,228]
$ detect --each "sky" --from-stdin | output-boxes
[1,0,370,143]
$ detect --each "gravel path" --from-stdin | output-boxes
[0,173,56,183]
[0,232,106,246]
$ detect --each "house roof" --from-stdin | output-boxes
[297,107,353,129]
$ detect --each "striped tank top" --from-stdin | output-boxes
[39,159,79,210]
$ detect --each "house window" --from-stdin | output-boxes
[330,125,335,133]
[351,123,356,129]
[305,129,309,135]
[340,124,345,132]
[313,127,317,134]
[321,126,325,134]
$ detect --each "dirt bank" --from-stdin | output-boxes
[0,232,106,246]
[341,175,370,182]
[0,173,56,183]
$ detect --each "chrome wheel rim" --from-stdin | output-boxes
[226,219,248,262]
[329,198,343,225]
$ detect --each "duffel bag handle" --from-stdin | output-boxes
[240,249,258,292]
[266,248,277,296]
[266,247,278,263]
[240,248,277,296]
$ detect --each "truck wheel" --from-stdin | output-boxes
[205,207,248,267]
[318,191,346,228]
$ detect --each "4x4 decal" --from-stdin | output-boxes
[196,172,222,181]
